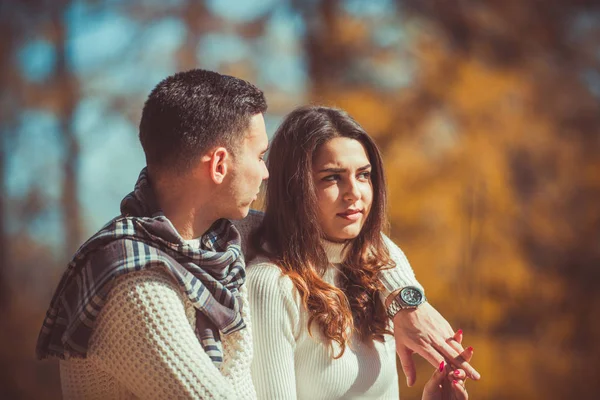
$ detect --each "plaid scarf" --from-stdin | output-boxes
[36,168,246,367]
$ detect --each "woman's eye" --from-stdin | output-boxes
[357,171,371,180]
[323,174,341,182]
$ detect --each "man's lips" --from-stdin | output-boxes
[336,209,363,221]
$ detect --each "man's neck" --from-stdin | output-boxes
[152,174,218,240]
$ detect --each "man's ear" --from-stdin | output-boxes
[205,147,229,184]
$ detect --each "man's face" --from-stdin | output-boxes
[224,113,270,219]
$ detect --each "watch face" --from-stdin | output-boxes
[401,287,423,306]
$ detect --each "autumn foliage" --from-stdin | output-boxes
[1,1,599,399]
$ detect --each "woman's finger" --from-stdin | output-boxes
[433,341,480,380]
[422,361,447,399]
[397,346,417,387]
[446,337,465,355]
[451,379,469,400]
[454,329,463,344]
[461,346,474,363]
[448,368,467,383]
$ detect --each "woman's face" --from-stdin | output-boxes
[312,137,373,242]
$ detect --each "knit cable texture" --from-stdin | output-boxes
[59,268,255,399]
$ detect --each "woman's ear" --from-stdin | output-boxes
[208,147,229,184]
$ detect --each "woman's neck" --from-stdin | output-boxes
[321,239,349,264]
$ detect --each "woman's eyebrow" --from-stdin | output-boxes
[318,164,371,173]
[318,167,345,173]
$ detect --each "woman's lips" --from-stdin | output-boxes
[337,210,362,221]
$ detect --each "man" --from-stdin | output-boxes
[37,69,478,399]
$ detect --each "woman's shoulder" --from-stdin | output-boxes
[247,255,289,282]
[246,256,297,300]
[381,232,409,261]
[245,256,302,329]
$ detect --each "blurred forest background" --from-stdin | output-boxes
[1,0,599,399]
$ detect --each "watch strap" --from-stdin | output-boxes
[386,287,426,319]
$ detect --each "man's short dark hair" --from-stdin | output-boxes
[139,69,267,172]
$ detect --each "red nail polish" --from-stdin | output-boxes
[467,346,474,352]
[439,361,445,372]
[453,380,459,385]
[454,370,460,375]
[456,329,463,335]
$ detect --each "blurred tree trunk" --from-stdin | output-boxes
[291,0,346,97]
[0,135,6,308]
[0,13,15,308]
[177,1,210,70]
[52,5,82,256]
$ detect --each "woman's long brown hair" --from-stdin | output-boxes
[253,106,394,357]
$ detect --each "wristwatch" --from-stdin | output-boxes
[386,286,426,318]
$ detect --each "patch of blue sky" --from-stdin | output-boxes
[5,110,64,201]
[27,206,65,251]
[254,8,307,94]
[77,18,183,97]
[66,1,139,75]
[570,10,600,40]
[134,18,186,83]
[343,0,396,18]
[85,58,172,96]
[73,97,110,142]
[264,114,284,139]
[257,53,307,95]
[582,69,600,98]
[267,5,306,40]
[205,0,278,23]
[372,22,409,48]
[197,33,250,70]
[16,39,56,83]
[122,0,185,11]
[142,17,186,54]
[78,111,145,234]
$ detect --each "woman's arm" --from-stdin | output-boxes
[247,262,300,400]
[379,233,424,302]
[379,234,481,386]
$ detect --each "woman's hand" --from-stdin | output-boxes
[422,361,469,400]
[421,331,474,400]
[391,302,480,385]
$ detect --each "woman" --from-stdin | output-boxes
[246,106,469,399]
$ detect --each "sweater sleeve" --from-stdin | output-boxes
[378,233,424,303]
[86,268,236,400]
[247,261,300,400]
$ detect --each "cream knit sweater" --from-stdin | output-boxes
[247,235,421,400]
[59,240,256,400]
[59,212,420,399]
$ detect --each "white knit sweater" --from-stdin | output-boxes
[246,235,421,400]
[59,265,255,399]
[58,212,420,399]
